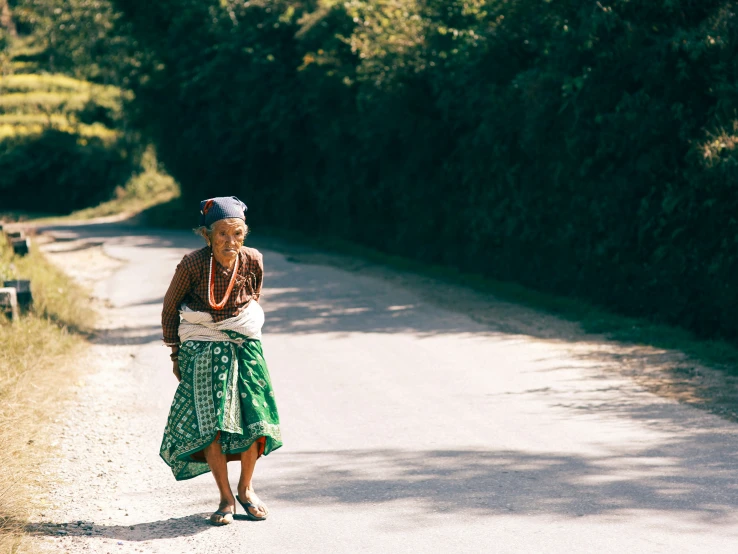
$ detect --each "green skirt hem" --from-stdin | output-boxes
[160,432,283,482]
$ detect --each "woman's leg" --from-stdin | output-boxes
[203,436,236,524]
[237,441,268,517]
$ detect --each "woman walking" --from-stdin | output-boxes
[159,196,282,525]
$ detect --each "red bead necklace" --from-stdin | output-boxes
[208,253,239,310]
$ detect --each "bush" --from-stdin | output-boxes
[0,128,137,213]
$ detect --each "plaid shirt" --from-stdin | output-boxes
[161,246,263,345]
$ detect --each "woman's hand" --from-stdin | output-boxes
[170,345,181,381]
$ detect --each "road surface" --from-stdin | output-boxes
[30,221,738,553]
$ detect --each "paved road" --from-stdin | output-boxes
[34,221,738,553]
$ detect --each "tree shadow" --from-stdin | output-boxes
[42,240,106,253]
[122,297,166,307]
[93,324,163,346]
[26,433,738,542]
[27,513,213,542]
[261,439,738,526]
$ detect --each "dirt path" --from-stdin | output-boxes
[28,221,738,553]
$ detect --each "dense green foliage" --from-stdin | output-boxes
[113,0,738,340]
[0,128,136,212]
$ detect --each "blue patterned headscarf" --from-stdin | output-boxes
[199,196,247,227]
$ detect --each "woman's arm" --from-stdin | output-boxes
[161,259,192,348]
[252,251,264,301]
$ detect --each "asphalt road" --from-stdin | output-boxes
[34,221,738,554]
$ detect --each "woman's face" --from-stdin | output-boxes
[209,218,246,264]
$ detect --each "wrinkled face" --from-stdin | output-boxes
[208,218,246,263]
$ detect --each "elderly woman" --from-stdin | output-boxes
[159,196,282,526]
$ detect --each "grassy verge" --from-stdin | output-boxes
[0,235,94,554]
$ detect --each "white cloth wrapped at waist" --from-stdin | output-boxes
[177,300,264,343]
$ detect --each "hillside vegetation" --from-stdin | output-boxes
[0,0,175,214]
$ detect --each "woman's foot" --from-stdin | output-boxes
[209,498,236,526]
[236,487,268,520]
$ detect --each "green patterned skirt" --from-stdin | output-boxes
[160,335,282,481]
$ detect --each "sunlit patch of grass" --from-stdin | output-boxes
[0,238,93,552]
[70,145,180,220]
[0,74,126,103]
[0,73,100,94]
[0,91,91,112]
[0,73,125,149]
[0,121,120,143]
[0,113,69,126]
[0,75,125,115]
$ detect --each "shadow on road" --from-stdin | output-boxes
[27,513,213,542]
[260,439,737,525]
[28,429,738,542]
[94,324,164,346]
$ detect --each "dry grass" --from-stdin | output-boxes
[0,236,94,553]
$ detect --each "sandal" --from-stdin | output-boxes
[236,495,268,521]
[209,509,234,526]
